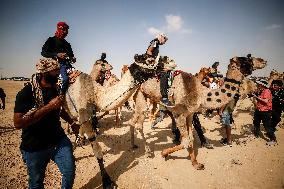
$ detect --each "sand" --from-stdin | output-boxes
[1,80,284,189]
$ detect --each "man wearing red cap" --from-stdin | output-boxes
[41,21,76,94]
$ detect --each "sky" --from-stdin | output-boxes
[0,0,284,78]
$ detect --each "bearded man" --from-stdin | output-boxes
[14,58,79,189]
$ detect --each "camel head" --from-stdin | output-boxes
[90,60,113,83]
[95,61,113,72]
[269,69,282,80]
[121,65,129,76]
[229,55,267,77]
[251,57,267,71]
[159,56,177,71]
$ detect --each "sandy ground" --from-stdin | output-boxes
[1,80,284,189]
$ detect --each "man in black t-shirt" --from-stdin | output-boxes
[41,21,76,94]
[270,80,284,132]
[14,58,79,189]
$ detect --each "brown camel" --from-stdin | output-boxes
[130,55,267,170]
[148,67,211,125]
[63,56,177,188]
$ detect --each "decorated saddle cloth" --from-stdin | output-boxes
[68,70,82,84]
[133,54,159,70]
[58,69,82,86]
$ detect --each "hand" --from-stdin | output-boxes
[71,57,76,63]
[48,96,63,110]
[57,53,68,59]
[71,123,80,135]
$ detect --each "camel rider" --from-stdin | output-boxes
[209,61,223,78]
[95,53,113,85]
[146,33,174,107]
[41,21,76,95]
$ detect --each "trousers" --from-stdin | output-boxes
[21,136,75,189]
[253,110,275,141]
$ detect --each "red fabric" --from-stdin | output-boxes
[55,22,69,39]
[173,70,183,77]
[256,89,272,111]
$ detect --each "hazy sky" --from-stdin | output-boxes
[0,0,283,78]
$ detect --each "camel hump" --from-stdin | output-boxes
[69,70,82,84]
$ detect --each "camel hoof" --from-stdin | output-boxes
[192,162,205,170]
[103,181,117,189]
[102,174,117,189]
[161,151,168,158]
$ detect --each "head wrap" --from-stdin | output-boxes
[255,79,269,88]
[156,33,168,44]
[55,21,69,39]
[36,58,59,73]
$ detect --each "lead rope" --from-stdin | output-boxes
[66,90,78,113]
[100,81,138,111]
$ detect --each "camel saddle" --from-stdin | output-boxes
[68,70,82,84]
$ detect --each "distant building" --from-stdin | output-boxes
[1,77,30,81]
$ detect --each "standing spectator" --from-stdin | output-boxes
[220,94,240,147]
[0,87,6,110]
[270,80,284,132]
[253,79,276,145]
[41,21,76,95]
[13,58,80,188]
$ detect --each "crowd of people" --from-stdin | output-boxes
[9,21,284,188]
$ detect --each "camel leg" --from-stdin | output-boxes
[161,114,204,170]
[81,121,116,188]
[136,112,152,157]
[161,144,184,157]
[186,115,204,170]
[161,115,187,157]
[149,102,158,126]
[130,90,147,149]
[115,109,118,128]
[130,113,139,149]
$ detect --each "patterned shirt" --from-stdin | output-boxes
[256,88,272,111]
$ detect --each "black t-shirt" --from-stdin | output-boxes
[14,83,66,152]
[146,39,160,58]
[0,88,6,98]
[41,36,74,60]
[272,88,284,112]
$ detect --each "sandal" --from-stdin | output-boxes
[192,160,205,170]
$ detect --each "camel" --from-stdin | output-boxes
[130,55,267,170]
[148,67,211,125]
[267,69,284,86]
[63,56,177,188]
[102,71,122,127]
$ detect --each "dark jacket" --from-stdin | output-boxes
[41,36,74,61]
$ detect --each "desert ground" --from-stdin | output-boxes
[0,80,284,189]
